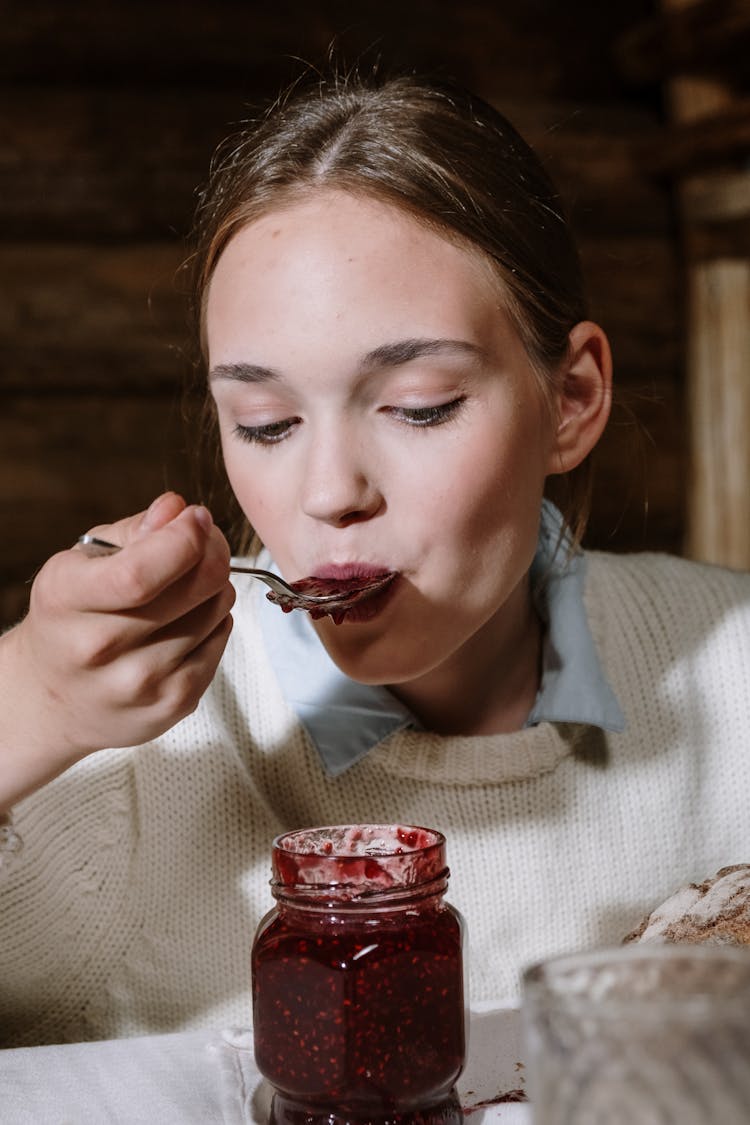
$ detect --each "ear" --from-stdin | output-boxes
[546,320,612,475]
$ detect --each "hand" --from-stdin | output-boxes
[0,492,235,808]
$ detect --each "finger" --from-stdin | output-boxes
[83,492,187,548]
[74,505,221,613]
[66,563,236,674]
[136,492,187,537]
[163,611,235,722]
[92,611,234,748]
[111,521,233,631]
[107,595,235,715]
[147,581,237,669]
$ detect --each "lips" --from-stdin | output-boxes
[309,563,395,582]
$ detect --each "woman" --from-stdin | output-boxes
[1,73,748,1046]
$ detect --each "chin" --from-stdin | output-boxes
[315,625,439,687]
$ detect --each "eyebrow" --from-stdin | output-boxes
[208,338,484,384]
[358,337,485,372]
[209,362,281,383]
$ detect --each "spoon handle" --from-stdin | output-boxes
[75,535,349,606]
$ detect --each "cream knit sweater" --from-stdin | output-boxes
[2,550,749,1047]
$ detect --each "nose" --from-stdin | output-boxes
[299,429,384,527]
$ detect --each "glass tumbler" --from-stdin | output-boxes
[252,824,466,1125]
[522,944,750,1124]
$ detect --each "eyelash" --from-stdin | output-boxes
[232,397,465,446]
[387,397,465,427]
[233,419,300,446]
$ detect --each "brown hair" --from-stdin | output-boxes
[189,70,592,545]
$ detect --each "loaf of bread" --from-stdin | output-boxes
[625,864,750,946]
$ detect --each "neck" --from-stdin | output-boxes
[388,577,542,737]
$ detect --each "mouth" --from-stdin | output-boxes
[300,565,399,625]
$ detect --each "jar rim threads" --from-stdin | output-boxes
[271,823,448,898]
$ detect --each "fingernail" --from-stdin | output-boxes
[192,505,214,534]
[142,492,176,531]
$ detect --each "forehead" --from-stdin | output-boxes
[205,190,510,350]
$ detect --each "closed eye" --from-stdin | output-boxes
[233,418,300,445]
[385,397,466,427]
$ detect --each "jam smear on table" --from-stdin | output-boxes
[252,825,465,1125]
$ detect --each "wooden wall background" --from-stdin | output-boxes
[1,0,743,630]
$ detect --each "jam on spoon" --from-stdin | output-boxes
[267,571,397,623]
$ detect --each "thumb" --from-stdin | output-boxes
[80,493,189,552]
[134,492,187,537]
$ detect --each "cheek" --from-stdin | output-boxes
[440,426,529,506]
[221,446,279,531]
[437,422,548,545]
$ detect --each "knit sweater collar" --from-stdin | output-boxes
[254,501,624,776]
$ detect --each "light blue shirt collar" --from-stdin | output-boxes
[257,593,415,777]
[256,500,625,776]
[527,502,625,732]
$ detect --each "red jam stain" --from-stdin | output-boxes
[252,825,465,1125]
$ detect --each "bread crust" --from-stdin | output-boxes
[625,865,750,945]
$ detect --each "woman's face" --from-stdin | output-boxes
[206,191,560,688]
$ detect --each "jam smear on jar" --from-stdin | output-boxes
[252,825,466,1125]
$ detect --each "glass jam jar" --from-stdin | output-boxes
[252,824,466,1125]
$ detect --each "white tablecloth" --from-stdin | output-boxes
[1,1006,530,1124]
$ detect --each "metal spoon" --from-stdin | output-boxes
[76,534,395,617]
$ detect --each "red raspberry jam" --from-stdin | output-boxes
[288,574,394,600]
[252,824,466,1125]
